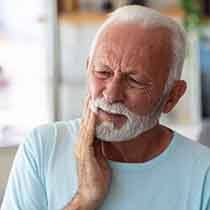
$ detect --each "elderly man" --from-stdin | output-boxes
[2,5,210,210]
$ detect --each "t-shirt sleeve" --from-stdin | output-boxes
[1,128,48,210]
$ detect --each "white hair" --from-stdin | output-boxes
[89,5,187,95]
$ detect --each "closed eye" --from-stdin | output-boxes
[93,63,113,79]
[94,70,112,79]
[129,77,140,84]
[127,76,151,89]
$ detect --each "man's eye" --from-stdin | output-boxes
[127,77,146,88]
[94,71,111,79]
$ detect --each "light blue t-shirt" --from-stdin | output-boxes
[1,119,210,210]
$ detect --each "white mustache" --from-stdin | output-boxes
[91,97,135,120]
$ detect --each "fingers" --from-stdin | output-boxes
[86,111,96,144]
[81,95,91,124]
[75,94,96,160]
[80,95,95,140]
[80,111,96,146]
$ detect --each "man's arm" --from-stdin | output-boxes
[1,129,48,210]
[62,195,84,210]
[62,97,111,210]
[62,192,94,210]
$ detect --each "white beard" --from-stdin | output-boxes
[90,97,163,142]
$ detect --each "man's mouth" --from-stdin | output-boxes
[97,108,127,128]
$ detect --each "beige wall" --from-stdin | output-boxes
[0,147,17,196]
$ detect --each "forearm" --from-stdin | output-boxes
[62,193,96,210]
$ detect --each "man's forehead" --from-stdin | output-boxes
[93,24,172,61]
[96,22,172,43]
[93,23,172,57]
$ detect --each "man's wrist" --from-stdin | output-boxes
[62,192,96,210]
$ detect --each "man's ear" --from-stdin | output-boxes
[162,80,187,113]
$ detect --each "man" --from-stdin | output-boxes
[1,5,210,210]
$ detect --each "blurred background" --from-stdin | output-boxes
[0,0,210,203]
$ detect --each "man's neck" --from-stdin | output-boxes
[99,124,174,163]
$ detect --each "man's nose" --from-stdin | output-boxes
[102,77,125,104]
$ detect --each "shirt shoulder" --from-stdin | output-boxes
[22,118,81,175]
[29,118,81,149]
[173,132,210,170]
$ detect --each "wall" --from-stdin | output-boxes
[0,147,17,205]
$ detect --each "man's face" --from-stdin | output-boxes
[88,23,173,139]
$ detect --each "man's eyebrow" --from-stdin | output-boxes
[94,62,112,70]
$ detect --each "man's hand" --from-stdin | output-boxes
[67,96,112,210]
